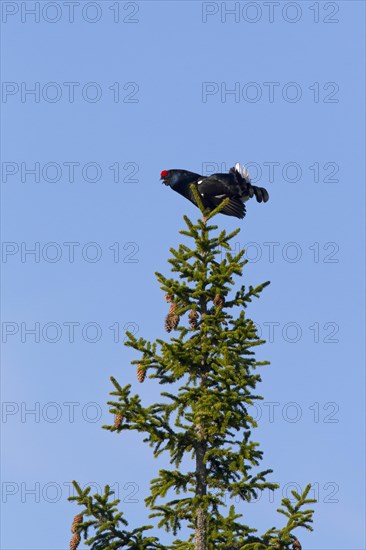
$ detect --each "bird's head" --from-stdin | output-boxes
[160,169,189,188]
[160,168,203,191]
[160,169,171,185]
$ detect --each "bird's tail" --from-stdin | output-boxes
[234,162,269,203]
[234,162,251,183]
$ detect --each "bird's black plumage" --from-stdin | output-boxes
[161,163,269,219]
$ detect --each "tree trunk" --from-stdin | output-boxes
[195,254,208,550]
[194,505,207,550]
[195,424,207,550]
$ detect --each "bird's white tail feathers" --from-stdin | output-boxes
[235,162,251,182]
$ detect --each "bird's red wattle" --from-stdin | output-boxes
[160,170,168,178]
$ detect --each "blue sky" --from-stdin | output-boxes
[1,1,365,548]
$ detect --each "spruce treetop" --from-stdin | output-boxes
[69,190,315,550]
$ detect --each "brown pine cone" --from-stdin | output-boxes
[164,293,173,303]
[169,303,178,315]
[71,514,83,533]
[167,314,179,331]
[213,294,225,307]
[188,310,199,329]
[165,314,174,332]
[292,540,302,550]
[137,364,146,383]
[165,303,180,332]
[70,532,81,550]
[113,413,123,429]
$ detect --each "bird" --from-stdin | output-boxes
[160,163,269,219]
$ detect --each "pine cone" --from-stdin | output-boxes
[166,313,179,332]
[293,540,302,550]
[213,294,225,307]
[164,293,173,303]
[137,364,146,383]
[165,303,180,332]
[113,413,123,429]
[188,310,198,329]
[169,303,178,315]
[165,315,173,333]
[70,532,81,550]
[71,514,83,533]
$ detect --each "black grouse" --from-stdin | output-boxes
[161,163,269,219]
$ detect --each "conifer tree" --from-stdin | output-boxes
[68,190,315,550]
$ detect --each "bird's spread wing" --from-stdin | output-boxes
[214,197,246,218]
[196,173,246,218]
[197,174,242,197]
